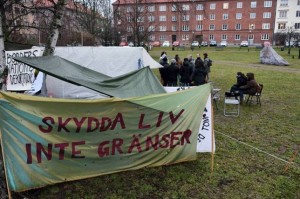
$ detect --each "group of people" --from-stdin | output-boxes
[229,72,260,103]
[159,51,212,87]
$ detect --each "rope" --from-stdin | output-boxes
[215,130,300,167]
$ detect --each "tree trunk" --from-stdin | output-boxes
[0,13,6,91]
[41,0,67,96]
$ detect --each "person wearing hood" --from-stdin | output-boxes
[159,54,169,86]
[230,72,248,93]
[166,59,180,86]
[179,58,193,86]
[238,73,260,103]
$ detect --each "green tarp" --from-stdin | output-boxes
[14,56,166,98]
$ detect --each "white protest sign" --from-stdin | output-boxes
[5,48,42,91]
[164,86,215,153]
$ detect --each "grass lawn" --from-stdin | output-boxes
[13,46,300,199]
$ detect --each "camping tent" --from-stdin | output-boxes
[30,46,163,98]
[14,56,166,98]
[260,46,289,66]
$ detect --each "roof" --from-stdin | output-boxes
[14,56,166,98]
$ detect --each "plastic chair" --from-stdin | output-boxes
[246,84,263,107]
[224,92,240,117]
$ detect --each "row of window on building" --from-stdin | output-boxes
[126,1,275,13]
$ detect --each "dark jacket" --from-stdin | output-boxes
[240,73,259,95]
[192,59,206,86]
[166,63,180,86]
[180,60,193,85]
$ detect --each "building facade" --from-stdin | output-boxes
[113,0,278,46]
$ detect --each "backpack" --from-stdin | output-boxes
[208,59,213,67]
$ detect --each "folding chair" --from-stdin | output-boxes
[212,88,221,110]
[246,84,263,107]
[224,92,240,117]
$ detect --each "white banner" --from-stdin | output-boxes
[164,86,215,152]
[5,49,42,91]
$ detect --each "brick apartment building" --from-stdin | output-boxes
[113,0,277,46]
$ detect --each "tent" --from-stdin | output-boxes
[14,56,166,98]
[29,46,163,98]
[260,46,289,66]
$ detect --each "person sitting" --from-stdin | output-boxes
[237,73,260,103]
[230,72,248,93]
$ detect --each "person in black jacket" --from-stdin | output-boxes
[166,59,180,86]
[179,58,193,86]
[191,56,207,86]
[230,72,248,93]
[159,54,169,86]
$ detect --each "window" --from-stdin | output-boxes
[236,13,242,19]
[209,25,215,30]
[196,15,203,21]
[138,6,144,12]
[210,3,216,10]
[280,0,288,6]
[209,35,214,40]
[148,26,155,31]
[263,12,271,18]
[249,24,255,30]
[223,3,229,9]
[138,26,144,32]
[222,34,227,40]
[262,23,270,29]
[159,5,166,11]
[127,26,132,32]
[148,16,155,22]
[182,35,189,41]
[182,4,190,10]
[235,34,240,40]
[159,16,166,21]
[222,24,228,30]
[196,4,204,10]
[295,23,300,29]
[236,24,241,30]
[137,16,144,22]
[261,34,269,40]
[250,13,256,19]
[159,35,166,41]
[210,14,215,20]
[182,25,189,31]
[127,6,132,12]
[148,5,155,12]
[196,24,203,31]
[279,10,288,18]
[172,16,177,21]
[182,15,190,21]
[248,34,254,40]
[149,35,155,41]
[251,1,257,8]
[264,1,272,7]
[223,14,229,20]
[172,26,177,31]
[159,26,166,31]
[237,2,243,8]
[278,23,286,29]
[171,4,177,11]
[127,16,132,22]
[296,11,300,17]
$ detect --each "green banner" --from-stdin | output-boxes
[0,84,210,192]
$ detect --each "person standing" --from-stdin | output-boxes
[203,53,212,81]
[179,58,193,86]
[159,54,169,86]
[191,55,207,86]
[166,59,180,86]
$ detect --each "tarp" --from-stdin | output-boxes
[0,84,211,192]
[14,56,166,98]
[29,46,163,98]
[260,46,289,66]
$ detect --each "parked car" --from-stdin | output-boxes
[162,41,170,47]
[240,41,249,47]
[172,41,180,47]
[209,40,217,46]
[128,42,134,47]
[151,41,161,47]
[201,41,208,46]
[220,41,228,47]
[119,41,128,46]
[191,41,200,47]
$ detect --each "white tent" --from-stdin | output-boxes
[30,46,163,98]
